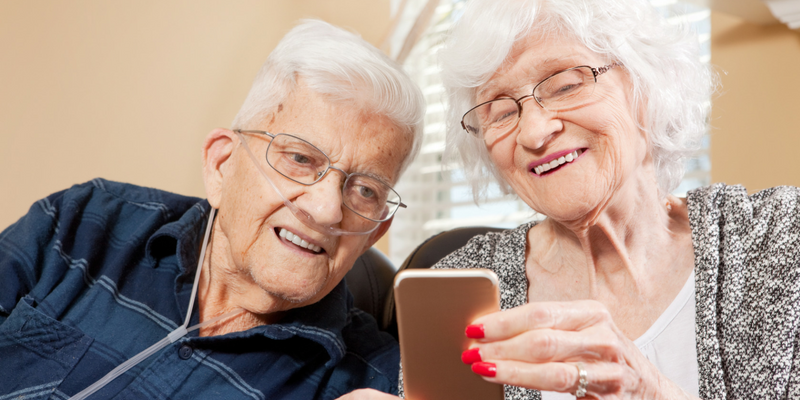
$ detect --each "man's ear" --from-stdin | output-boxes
[202,128,237,208]
[362,217,394,251]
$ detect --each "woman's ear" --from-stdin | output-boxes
[202,128,237,208]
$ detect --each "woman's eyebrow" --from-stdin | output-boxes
[475,82,501,102]
[525,57,573,79]
[475,57,569,102]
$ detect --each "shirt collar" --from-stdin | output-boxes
[272,280,351,366]
[145,200,210,273]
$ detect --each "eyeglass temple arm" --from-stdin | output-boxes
[388,200,407,209]
[592,62,621,77]
[233,129,276,139]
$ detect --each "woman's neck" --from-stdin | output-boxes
[526,174,695,338]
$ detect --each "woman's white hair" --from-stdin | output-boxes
[232,19,425,175]
[440,0,717,201]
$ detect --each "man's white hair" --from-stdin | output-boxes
[439,0,718,201]
[232,19,425,175]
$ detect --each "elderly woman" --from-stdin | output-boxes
[345,0,800,399]
[425,0,800,399]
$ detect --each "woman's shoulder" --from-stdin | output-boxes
[688,183,800,276]
[688,183,800,224]
[688,187,800,389]
[431,222,535,310]
[431,221,535,270]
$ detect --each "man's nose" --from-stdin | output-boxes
[515,100,563,150]
[293,170,345,226]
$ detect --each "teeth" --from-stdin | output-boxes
[278,228,322,253]
[533,150,582,176]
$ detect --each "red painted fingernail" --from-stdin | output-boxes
[465,324,485,338]
[461,347,482,364]
[471,362,497,377]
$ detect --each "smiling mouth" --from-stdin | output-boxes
[532,149,585,176]
[276,228,324,254]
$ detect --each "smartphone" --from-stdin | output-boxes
[394,269,503,400]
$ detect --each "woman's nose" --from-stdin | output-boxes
[515,102,563,150]
[293,172,345,226]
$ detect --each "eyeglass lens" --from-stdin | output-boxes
[266,134,401,222]
[463,66,597,139]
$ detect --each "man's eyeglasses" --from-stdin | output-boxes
[235,130,406,224]
[461,63,621,140]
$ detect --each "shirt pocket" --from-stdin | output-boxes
[0,295,93,398]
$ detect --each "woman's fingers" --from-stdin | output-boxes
[460,301,692,398]
[468,325,628,364]
[472,360,640,395]
[468,300,615,341]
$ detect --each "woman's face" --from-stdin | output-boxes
[479,34,650,226]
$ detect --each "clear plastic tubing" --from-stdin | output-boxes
[69,208,243,400]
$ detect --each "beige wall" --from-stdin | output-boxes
[710,12,800,191]
[8,5,795,258]
[0,1,392,257]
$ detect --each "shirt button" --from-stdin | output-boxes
[178,344,193,360]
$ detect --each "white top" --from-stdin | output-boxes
[542,272,698,399]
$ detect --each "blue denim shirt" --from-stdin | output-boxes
[0,178,399,400]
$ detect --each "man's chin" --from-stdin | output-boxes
[249,267,330,306]
[275,291,315,304]
[267,282,325,306]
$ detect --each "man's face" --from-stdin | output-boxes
[210,82,411,313]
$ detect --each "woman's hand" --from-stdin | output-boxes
[461,300,698,399]
[335,389,400,400]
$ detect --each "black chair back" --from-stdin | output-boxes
[344,247,396,325]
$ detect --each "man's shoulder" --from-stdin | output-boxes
[30,178,204,231]
[12,178,207,265]
[335,308,400,394]
[53,178,201,215]
[4,178,205,246]
[341,307,400,369]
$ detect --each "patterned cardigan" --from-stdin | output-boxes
[423,184,800,400]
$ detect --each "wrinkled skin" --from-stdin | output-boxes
[463,33,698,399]
[336,34,698,400]
[198,81,411,335]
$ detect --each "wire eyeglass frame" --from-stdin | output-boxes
[460,63,621,139]
[235,129,406,224]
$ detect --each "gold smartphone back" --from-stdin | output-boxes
[394,269,504,400]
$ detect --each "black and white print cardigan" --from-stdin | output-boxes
[421,184,800,399]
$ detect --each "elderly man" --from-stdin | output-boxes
[0,20,423,400]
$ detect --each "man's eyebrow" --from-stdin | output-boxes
[334,162,394,185]
[358,170,394,185]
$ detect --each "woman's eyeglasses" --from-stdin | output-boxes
[461,63,621,140]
